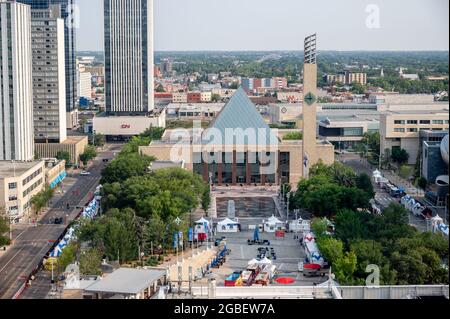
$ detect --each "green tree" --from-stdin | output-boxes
[155,84,165,92]
[311,218,330,239]
[79,248,103,276]
[283,132,303,140]
[391,148,409,165]
[317,237,344,265]
[334,251,358,285]
[121,136,152,155]
[93,133,106,147]
[335,210,370,246]
[417,177,428,190]
[0,209,11,247]
[351,82,366,94]
[103,208,139,263]
[31,186,55,214]
[211,94,221,102]
[356,173,375,198]
[56,151,72,167]
[80,145,98,166]
[142,214,166,253]
[58,243,78,273]
[379,203,416,241]
[100,153,153,185]
[140,127,165,140]
[361,132,381,154]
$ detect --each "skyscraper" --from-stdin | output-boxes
[104,0,154,114]
[31,5,67,143]
[0,0,34,161]
[17,0,77,113]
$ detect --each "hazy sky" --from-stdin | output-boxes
[76,0,449,51]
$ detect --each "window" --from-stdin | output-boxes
[408,128,418,132]
[394,128,405,133]
[394,120,405,125]
[433,120,444,125]
[420,120,431,125]
[8,182,17,190]
[407,120,418,125]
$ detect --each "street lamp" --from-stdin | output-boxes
[286,192,290,223]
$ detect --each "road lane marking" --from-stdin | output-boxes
[0,246,27,274]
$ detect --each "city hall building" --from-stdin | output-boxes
[140,35,335,187]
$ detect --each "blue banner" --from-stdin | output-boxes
[173,233,178,249]
[188,228,193,242]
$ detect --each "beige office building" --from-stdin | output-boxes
[0,160,45,222]
[380,110,449,165]
[35,135,88,166]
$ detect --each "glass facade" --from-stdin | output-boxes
[193,151,282,186]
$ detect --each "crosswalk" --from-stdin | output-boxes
[375,193,397,208]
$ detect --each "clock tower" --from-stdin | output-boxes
[302,34,318,178]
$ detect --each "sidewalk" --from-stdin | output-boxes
[360,158,425,197]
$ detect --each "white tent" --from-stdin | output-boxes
[195,217,210,234]
[248,259,259,265]
[217,218,240,233]
[257,257,273,266]
[264,215,284,233]
[372,170,383,183]
[289,218,311,233]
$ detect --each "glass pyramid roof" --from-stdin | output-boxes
[202,87,279,146]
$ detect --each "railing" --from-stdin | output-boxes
[190,285,449,300]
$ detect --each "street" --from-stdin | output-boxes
[338,153,429,232]
[0,143,123,299]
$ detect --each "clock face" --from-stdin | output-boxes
[281,107,288,114]
[304,92,316,106]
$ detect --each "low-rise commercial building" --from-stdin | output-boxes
[35,135,88,166]
[277,92,303,103]
[44,158,67,189]
[268,104,302,125]
[319,116,380,150]
[166,103,225,120]
[0,160,45,223]
[200,91,212,102]
[380,110,449,165]
[93,111,166,141]
[172,92,188,103]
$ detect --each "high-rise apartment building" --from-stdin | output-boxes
[104,0,154,114]
[17,0,77,113]
[77,64,92,99]
[31,5,67,143]
[0,1,34,161]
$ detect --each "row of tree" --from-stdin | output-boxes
[290,162,374,218]
[313,205,449,285]
[0,208,10,247]
[69,127,211,271]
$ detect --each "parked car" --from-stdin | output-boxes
[80,171,91,176]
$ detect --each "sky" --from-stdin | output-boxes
[76,0,449,52]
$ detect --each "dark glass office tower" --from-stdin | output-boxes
[17,0,77,113]
[104,0,154,115]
